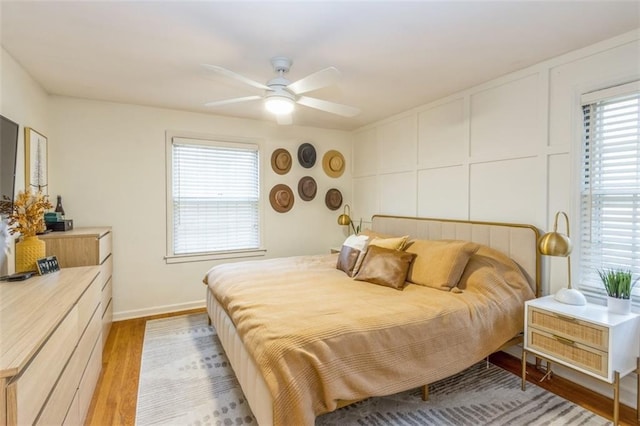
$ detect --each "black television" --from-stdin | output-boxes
[0,114,19,217]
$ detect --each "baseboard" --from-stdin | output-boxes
[504,344,638,410]
[113,300,206,321]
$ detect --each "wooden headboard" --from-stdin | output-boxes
[371,215,541,296]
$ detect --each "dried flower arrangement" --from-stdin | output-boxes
[7,190,53,237]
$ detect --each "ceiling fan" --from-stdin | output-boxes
[202,57,361,125]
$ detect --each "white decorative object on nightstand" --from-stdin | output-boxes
[522,295,639,425]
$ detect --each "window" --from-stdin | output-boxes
[166,135,263,262]
[579,81,640,298]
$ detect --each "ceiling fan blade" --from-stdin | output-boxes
[202,64,271,91]
[276,114,293,125]
[204,95,262,107]
[297,96,361,117]
[287,67,340,95]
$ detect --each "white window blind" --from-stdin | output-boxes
[170,138,260,256]
[579,82,640,298]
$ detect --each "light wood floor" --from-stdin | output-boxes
[85,309,638,425]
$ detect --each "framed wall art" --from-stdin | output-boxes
[25,127,48,193]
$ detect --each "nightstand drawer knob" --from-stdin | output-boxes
[553,334,576,346]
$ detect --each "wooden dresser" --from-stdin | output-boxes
[0,267,102,425]
[40,227,113,347]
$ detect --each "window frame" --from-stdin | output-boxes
[165,131,266,264]
[575,80,640,302]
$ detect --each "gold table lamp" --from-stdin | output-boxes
[538,211,586,305]
[337,204,357,235]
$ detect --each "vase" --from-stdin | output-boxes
[607,296,631,315]
[15,236,46,273]
[55,195,65,217]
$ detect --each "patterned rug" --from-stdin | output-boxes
[135,313,611,426]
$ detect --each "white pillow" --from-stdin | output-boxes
[336,234,370,277]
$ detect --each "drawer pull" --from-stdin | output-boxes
[553,334,576,346]
[555,314,578,323]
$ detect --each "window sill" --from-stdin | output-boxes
[165,248,267,264]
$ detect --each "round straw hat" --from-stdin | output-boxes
[297,143,317,168]
[269,184,294,213]
[298,176,317,201]
[322,150,345,178]
[325,188,343,211]
[271,148,292,175]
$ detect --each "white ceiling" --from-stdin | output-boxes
[1,1,639,131]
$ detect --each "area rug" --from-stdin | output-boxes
[135,313,611,426]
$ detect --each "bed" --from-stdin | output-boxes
[204,215,541,425]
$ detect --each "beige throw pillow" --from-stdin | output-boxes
[405,240,479,290]
[368,235,409,250]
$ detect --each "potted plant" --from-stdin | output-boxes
[597,268,637,314]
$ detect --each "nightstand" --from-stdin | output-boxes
[522,295,640,425]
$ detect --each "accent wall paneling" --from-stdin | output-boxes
[417,98,466,168]
[469,73,541,160]
[469,157,542,223]
[417,166,468,220]
[353,176,378,223]
[379,171,416,216]
[376,115,417,173]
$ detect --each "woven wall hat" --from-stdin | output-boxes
[269,184,294,213]
[322,150,345,178]
[325,188,343,210]
[271,148,292,175]
[298,176,317,201]
[297,143,317,168]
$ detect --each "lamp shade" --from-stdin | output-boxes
[265,96,295,114]
[538,232,572,257]
[338,204,351,226]
[538,211,572,257]
[337,214,351,226]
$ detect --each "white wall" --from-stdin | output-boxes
[0,48,50,275]
[49,96,351,319]
[351,29,640,408]
[47,98,352,319]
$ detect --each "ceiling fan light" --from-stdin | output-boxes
[265,96,295,115]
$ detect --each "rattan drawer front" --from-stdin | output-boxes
[528,328,608,378]
[528,307,608,351]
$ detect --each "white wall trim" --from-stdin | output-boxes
[113,299,206,321]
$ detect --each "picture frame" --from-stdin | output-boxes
[25,127,48,194]
[36,255,60,275]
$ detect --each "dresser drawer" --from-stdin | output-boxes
[37,304,101,426]
[101,277,112,317]
[78,339,102,424]
[528,327,609,378]
[98,254,112,292]
[7,306,79,425]
[528,306,608,351]
[62,391,79,426]
[98,232,112,264]
[102,298,113,348]
[77,276,100,331]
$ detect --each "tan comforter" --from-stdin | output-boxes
[205,245,534,425]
